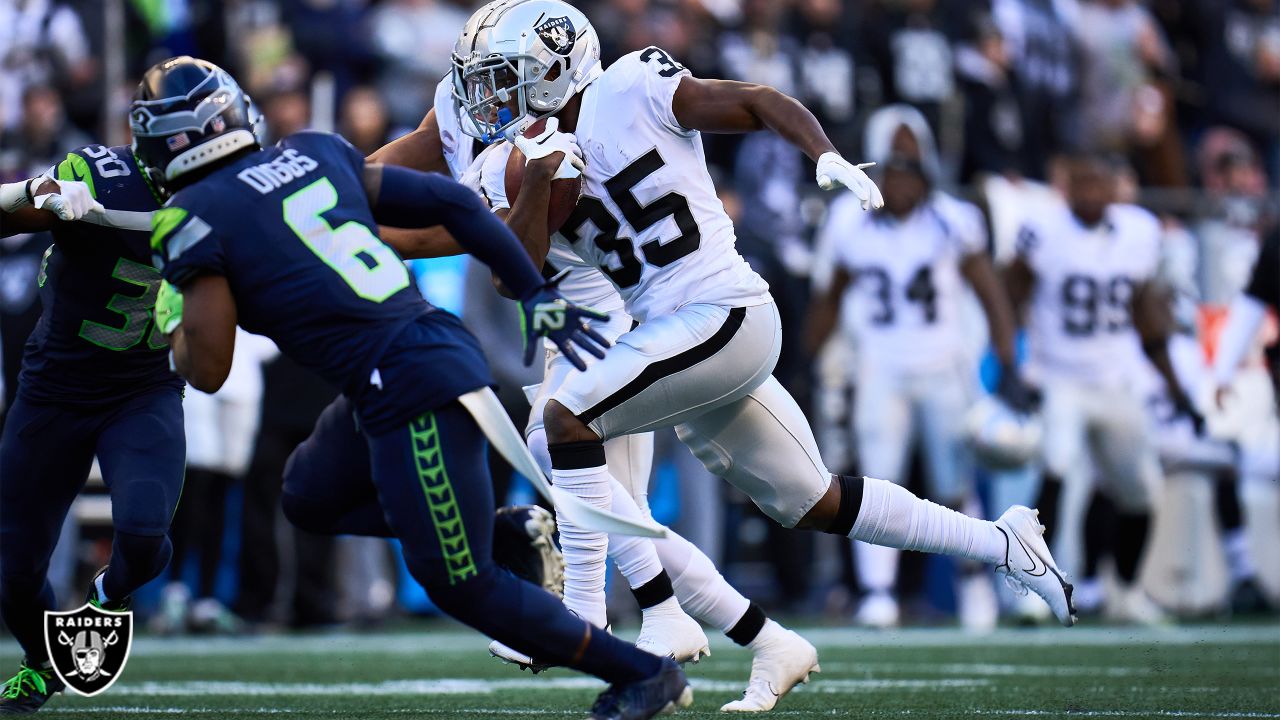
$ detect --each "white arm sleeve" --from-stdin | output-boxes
[1212,293,1269,386]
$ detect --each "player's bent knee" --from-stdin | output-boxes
[543,400,598,444]
[281,490,338,534]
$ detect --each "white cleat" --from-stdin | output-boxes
[994,506,1077,627]
[488,639,553,674]
[1010,587,1053,626]
[720,620,820,712]
[853,591,900,629]
[1105,584,1169,627]
[635,597,710,664]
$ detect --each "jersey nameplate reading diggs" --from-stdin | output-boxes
[236,149,319,194]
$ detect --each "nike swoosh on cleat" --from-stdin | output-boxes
[1011,533,1048,577]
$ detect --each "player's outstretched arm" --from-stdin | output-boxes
[1,176,104,236]
[163,275,238,393]
[671,77,882,210]
[363,162,609,369]
[366,109,465,259]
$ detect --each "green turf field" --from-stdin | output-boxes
[4,623,1278,719]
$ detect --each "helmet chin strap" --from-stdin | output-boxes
[483,107,518,144]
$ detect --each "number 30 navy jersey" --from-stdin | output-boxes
[19,145,182,406]
[151,132,428,397]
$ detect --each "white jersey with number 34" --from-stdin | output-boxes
[546,48,772,322]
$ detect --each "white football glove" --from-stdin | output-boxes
[816,152,884,211]
[31,179,105,221]
[513,117,584,180]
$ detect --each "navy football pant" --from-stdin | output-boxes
[283,397,662,685]
[0,389,184,661]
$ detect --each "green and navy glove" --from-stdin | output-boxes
[519,271,610,371]
[154,280,183,335]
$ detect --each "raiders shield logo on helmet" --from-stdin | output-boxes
[535,16,576,55]
[43,604,133,697]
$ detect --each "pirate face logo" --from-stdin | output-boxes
[44,604,133,697]
[535,16,576,56]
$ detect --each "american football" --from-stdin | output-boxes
[504,117,584,235]
[0,0,1277,718]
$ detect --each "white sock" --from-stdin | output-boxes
[550,463,613,629]
[536,428,670,592]
[95,573,109,603]
[653,523,751,634]
[854,540,899,595]
[528,427,552,477]
[606,479,665,588]
[850,477,1005,565]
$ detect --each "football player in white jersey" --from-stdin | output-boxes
[807,105,1024,631]
[366,6,825,712]
[1005,155,1199,623]
[454,0,1076,672]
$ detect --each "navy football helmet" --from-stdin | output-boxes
[129,57,259,198]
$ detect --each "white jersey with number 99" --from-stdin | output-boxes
[1018,203,1161,387]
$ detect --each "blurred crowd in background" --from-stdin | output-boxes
[0,0,1277,635]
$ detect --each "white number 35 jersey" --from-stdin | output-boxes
[513,48,771,322]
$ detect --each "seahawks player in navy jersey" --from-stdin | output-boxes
[133,57,691,719]
[0,147,184,713]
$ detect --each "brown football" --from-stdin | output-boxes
[504,117,583,234]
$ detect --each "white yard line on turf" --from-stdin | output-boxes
[45,709,1280,718]
[100,677,990,696]
[801,662,1280,678]
[114,624,1280,657]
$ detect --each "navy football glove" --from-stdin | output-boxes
[996,363,1039,414]
[519,270,610,371]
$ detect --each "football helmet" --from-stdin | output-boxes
[964,394,1042,470]
[129,56,260,198]
[452,0,601,142]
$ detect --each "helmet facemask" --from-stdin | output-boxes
[452,0,601,144]
[457,49,575,143]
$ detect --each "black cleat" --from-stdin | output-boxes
[1230,578,1275,616]
[590,658,693,720]
[85,566,131,613]
[0,661,63,714]
[492,505,565,597]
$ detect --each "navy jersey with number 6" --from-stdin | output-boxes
[19,144,182,406]
[151,132,437,399]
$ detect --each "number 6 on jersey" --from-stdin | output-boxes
[283,177,410,302]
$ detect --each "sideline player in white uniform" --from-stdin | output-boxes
[1005,155,1198,623]
[367,11,821,713]
[807,105,1025,631]
[459,0,1076,679]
